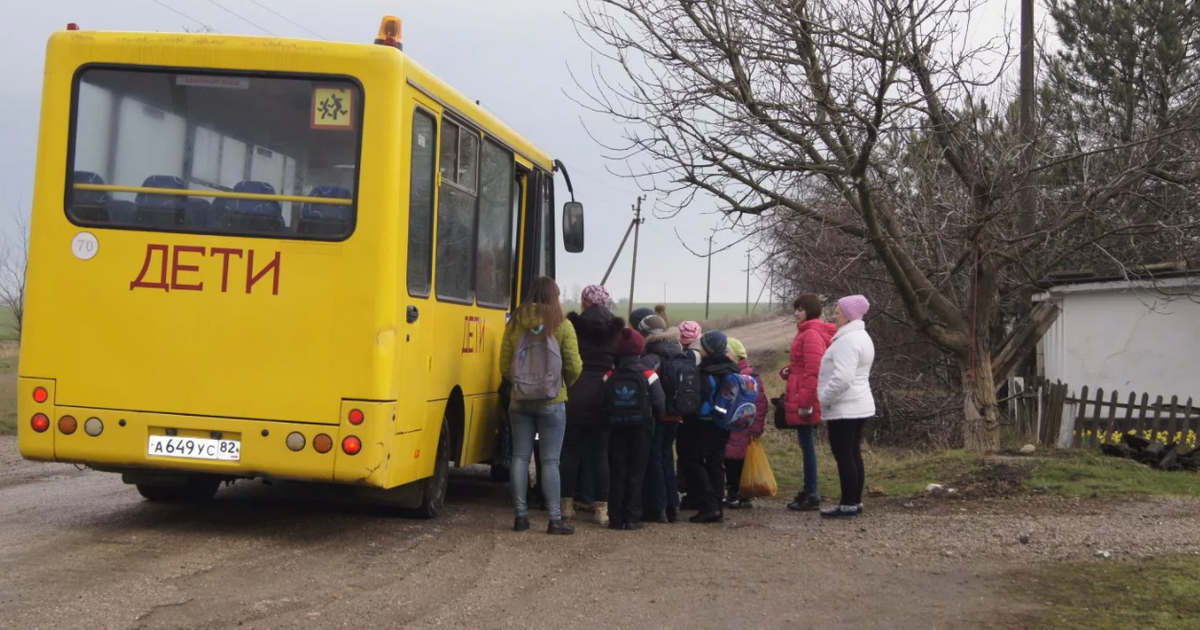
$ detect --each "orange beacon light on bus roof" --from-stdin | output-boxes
[374,16,402,50]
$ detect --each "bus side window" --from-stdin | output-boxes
[475,140,515,308]
[407,109,437,297]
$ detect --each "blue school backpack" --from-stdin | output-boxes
[703,373,760,432]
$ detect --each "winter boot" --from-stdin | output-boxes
[561,498,575,520]
[593,501,610,526]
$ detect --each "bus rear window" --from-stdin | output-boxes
[67,68,362,240]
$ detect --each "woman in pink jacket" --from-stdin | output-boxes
[780,294,836,511]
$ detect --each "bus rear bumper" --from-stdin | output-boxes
[25,405,342,484]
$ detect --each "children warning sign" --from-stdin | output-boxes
[311,87,355,130]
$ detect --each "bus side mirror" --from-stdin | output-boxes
[563,201,584,253]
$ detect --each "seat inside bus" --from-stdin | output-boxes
[297,185,352,236]
[134,175,210,229]
[214,180,284,233]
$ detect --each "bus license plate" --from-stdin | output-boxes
[147,435,240,461]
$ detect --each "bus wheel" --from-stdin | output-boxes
[136,476,221,503]
[414,417,451,519]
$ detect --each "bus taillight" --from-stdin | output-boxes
[313,434,333,454]
[33,387,48,403]
[59,416,78,435]
[348,409,364,425]
[342,436,362,456]
[31,414,50,433]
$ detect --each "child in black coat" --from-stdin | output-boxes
[604,328,666,530]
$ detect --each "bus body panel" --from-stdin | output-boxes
[19,31,557,490]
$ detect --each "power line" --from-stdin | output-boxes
[245,0,327,40]
[203,0,278,36]
[149,0,219,33]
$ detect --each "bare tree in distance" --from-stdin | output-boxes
[0,213,30,339]
[571,0,1200,451]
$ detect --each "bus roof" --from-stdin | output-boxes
[51,29,555,171]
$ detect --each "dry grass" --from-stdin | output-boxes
[0,350,17,435]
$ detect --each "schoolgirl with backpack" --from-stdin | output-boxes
[637,315,693,523]
[603,329,666,530]
[499,277,584,535]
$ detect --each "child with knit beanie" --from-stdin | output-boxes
[680,330,740,523]
[603,329,665,529]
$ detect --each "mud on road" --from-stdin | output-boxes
[2,437,1200,629]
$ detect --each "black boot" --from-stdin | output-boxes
[665,506,679,523]
[547,518,575,535]
[513,516,530,532]
[689,510,723,524]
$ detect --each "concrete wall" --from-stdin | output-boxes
[1039,281,1200,401]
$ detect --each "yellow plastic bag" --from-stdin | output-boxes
[739,439,778,498]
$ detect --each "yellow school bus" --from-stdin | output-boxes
[17,17,585,516]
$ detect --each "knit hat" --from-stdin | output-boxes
[727,338,747,361]
[637,314,667,336]
[616,328,645,356]
[700,330,728,357]
[678,320,702,346]
[629,307,654,331]
[837,295,870,321]
[581,284,610,309]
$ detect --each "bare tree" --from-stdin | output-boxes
[572,0,1200,451]
[0,214,29,339]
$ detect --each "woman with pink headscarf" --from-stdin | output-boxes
[561,284,625,525]
[817,295,876,519]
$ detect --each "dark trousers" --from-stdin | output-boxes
[608,423,652,526]
[561,424,609,501]
[681,420,730,514]
[827,418,869,506]
[724,458,744,499]
[643,421,680,514]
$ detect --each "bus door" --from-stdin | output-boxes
[518,168,555,296]
[397,104,439,434]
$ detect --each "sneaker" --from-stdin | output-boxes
[738,497,755,509]
[547,518,575,535]
[788,494,822,512]
[820,505,860,519]
[689,511,724,524]
[576,501,595,513]
[855,503,864,515]
[608,521,625,531]
[513,516,530,532]
[665,507,679,523]
[626,521,645,531]
[722,496,742,509]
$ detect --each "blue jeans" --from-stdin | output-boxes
[644,422,679,513]
[797,424,819,497]
[510,403,567,520]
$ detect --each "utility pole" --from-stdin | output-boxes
[627,195,645,319]
[745,253,751,315]
[1017,0,1037,376]
[704,232,714,319]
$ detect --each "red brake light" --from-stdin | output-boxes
[348,409,364,425]
[33,387,48,404]
[342,436,362,456]
[31,414,50,433]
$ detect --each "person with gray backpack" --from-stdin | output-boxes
[500,277,583,535]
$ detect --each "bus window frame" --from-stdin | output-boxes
[62,63,367,243]
[407,105,439,299]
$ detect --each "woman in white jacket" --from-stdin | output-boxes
[816,295,876,519]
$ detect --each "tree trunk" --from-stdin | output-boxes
[962,349,1001,452]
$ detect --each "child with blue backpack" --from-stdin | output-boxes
[681,330,755,523]
[722,338,769,509]
[604,328,666,530]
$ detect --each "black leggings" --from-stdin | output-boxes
[827,418,869,506]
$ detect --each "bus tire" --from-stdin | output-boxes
[413,417,451,519]
[135,476,221,503]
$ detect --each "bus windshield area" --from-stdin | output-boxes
[68,68,362,240]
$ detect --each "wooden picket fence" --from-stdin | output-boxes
[1069,386,1200,450]
[1006,378,1199,449]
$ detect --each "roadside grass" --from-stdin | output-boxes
[1027,448,1200,498]
[0,354,17,435]
[1004,554,1200,629]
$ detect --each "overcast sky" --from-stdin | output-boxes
[0,0,1026,305]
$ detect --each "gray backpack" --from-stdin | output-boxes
[511,325,563,402]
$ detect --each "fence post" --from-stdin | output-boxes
[1166,395,1180,445]
[1103,389,1120,445]
[1150,395,1165,441]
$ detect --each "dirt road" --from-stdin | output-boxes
[4,437,1200,629]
